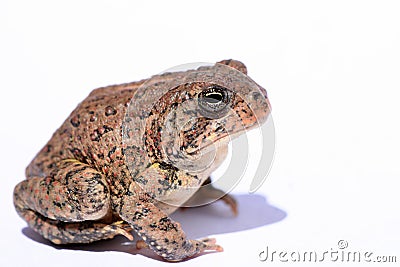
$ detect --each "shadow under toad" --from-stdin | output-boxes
[22,193,286,262]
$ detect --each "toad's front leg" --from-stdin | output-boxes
[118,181,222,261]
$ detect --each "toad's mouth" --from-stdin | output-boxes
[182,121,261,156]
[184,133,231,156]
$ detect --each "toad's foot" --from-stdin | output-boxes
[197,238,223,252]
[220,194,238,216]
[136,238,222,251]
[104,221,134,241]
[183,177,238,216]
[136,238,223,259]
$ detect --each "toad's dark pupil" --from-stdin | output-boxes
[204,92,223,104]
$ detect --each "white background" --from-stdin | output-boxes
[1,1,399,266]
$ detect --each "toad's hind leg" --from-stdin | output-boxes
[19,209,133,244]
[13,159,133,244]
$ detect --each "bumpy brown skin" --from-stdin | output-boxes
[13,60,271,261]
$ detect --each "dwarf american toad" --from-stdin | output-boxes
[13,59,271,261]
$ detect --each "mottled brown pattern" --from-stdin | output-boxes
[13,59,271,261]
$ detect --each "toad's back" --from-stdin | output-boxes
[26,80,145,180]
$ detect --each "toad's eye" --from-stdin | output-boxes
[203,91,223,104]
[198,85,231,118]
